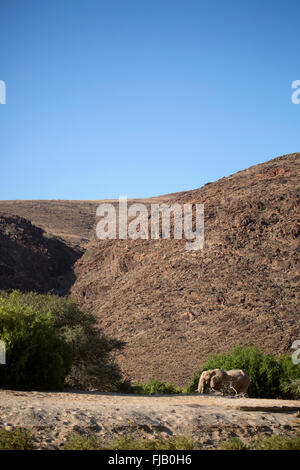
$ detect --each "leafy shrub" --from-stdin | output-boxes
[219,437,250,450]
[110,435,197,450]
[6,291,124,391]
[254,434,300,450]
[63,434,103,450]
[115,378,135,393]
[116,378,182,394]
[219,434,300,450]
[186,345,300,398]
[0,291,73,390]
[280,379,300,399]
[278,354,300,399]
[0,428,34,450]
[63,434,197,450]
[130,379,182,395]
[109,436,153,450]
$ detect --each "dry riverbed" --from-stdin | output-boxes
[0,389,299,449]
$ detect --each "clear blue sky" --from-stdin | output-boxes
[0,0,299,200]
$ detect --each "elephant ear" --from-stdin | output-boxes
[210,373,221,388]
[209,370,217,380]
[205,369,214,377]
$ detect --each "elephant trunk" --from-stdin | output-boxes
[197,377,205,394]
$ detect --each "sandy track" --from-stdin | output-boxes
[0,389,299,449]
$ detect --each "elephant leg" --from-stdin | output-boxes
[229,383,238,395]
[197,376,206,393]
[239,381,250,395]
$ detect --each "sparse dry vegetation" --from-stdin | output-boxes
[0,428,34,450]
[1,427,299,450]
[63,434,197,450]
[220,434,300,450]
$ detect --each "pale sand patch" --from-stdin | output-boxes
[0,389,299,449]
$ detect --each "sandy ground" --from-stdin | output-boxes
[0,389,299,449]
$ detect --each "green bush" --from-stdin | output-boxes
[278,354,300,399]
[219,437,250,450]
[63,434,103,450]
[219,434,300,450]
[130,379,182,395]
[186,345,300,398]
[110,435,197,450]
[63,434,197,450]
[0,291,73,390]
[5,291,124,391]
[254,434,300,450]
[0,428,34,450]
[116,378,182,395]
[280,379,300,399]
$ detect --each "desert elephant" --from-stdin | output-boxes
[197,369,250,395]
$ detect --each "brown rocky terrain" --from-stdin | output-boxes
[0,153,299,387]
[70,153,300,387]
[0,200,102,250]
[0,196,173,292]
[0,195,176,250]
[0,214,80,294]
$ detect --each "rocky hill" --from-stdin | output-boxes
[0,214,80,294]
[0,201,100,250]
[70,153,300,386]
[0,195,177,250]
[0,153,299,387]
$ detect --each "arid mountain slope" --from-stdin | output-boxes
[71,153,300,386]
[0,201,100,250]
[0,153,299,387]
[0,215,80,294]
[0,195,177,250]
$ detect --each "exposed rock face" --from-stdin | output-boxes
[71,153,300,386]
[0,153,299,386]
[0,215,80,294]
[0,196,176,250]
[0,201,99,250]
